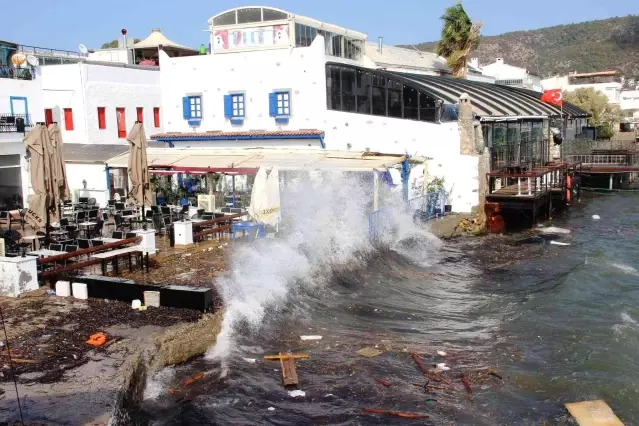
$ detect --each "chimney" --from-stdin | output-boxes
[470,57,479,69]
[378,36,383,54]
[496,58,504,65]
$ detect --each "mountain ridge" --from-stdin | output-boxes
[400,15,639,78]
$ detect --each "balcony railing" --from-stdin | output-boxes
[0,114,32,133]
[0,65,35,80]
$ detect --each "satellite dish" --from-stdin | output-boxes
[26,55,39,67]
[78,44,88,55]
[11,53,26,66]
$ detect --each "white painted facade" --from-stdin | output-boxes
[542,74,622,104]
[481,58,542,91]
[87,49,132,65]
[159,29,478,212]
[0,70,44,209]
[621,90,639,121]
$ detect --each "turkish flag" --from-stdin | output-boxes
[541,89,563,107]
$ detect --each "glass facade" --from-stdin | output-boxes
[212,7,289,26]
[326,64,441,122]
[483,120,546,169]
[294,23,363,60]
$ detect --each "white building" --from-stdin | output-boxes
[542,71,622,105]
[39,61,163,206]
[480,58,542,91]
[0,68,44,210]
[153,6,585,213]
[621,90,639,121]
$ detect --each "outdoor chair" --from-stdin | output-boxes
[88,198,97,207]
[91,240,104,248]
[88,210,99,221]
[65,244,78,253]
[152,214,164,235]
[65,225,78,240]
[49,244,63,251]
[3,230,30,256]
[111,231,124,239]
[115,202,125,212]
[88,220,104,240]
[114,214,131,232]
[0,211,11,229]
[197,209,205,218]
[76,211,86,223]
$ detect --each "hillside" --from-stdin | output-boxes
[403,15,639,78]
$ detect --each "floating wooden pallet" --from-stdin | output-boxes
[264,352,309,387]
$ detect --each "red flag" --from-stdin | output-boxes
[541,89,563,107]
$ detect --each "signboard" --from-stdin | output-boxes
[213,24,290,51]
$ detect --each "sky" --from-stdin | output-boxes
[3,0,638,52]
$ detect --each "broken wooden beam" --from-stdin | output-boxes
[564,400,624,426]
[264,352,309,387]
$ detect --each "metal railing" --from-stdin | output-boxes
[0,65,35,80]
[17,44,86,59]
[564,154,632,165]
[562,140,639,155]
[487,168,557,197]
[0,114,32,133]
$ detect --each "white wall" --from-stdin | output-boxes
[621,90,639,115]
[40,63,162,145]
[87,49,131,64]
[0,68,44,124]
[160,35,326,133]
[482,60,529,80]
[66,163,107,192]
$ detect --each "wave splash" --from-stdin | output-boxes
[206,171,437,372]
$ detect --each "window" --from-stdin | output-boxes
[224,93,245,120]
[44,109,53,126]
[270,91,291,116]
[371,74,386,116]
[97,107,106,129]
[387,79,402,118]
[136,107,144,123]
[237,7,262,24]
[153,107,160,128]
[231,94,244,117]
[419,92,437,122]
[116,107,126,138]
[327,65,341,111]
[182,96,202,120]
[63,108,74,131]
[403,86,418,120]
[263,8,288,21]
[213,10,237,26]
[341,68,356,113]
[356,70,371,114]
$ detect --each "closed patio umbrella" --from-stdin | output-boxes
[23,124,55,229]
[47,123,70,221]
[126,122,151,219]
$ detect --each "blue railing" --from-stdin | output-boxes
[368,190,446,241]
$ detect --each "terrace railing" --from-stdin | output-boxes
[0,65,35,80]
[0,114,32,133]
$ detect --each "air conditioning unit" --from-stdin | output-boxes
[197,194,215,212]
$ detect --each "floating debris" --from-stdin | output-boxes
[268,407,275,411]
[86,332,107,347]
[362,408,429,419]
[242,358,257,364]
[435,363,450,371]
[183,371,205,386]
[411,353,428,374]
[358,347,383,358]
[550,241,570,246]
[437,350,448,357]
[264,352,309,387]
[375,378,392,387]
[565,400,623,425]
[288,390,306,398]
[592,215,601,220]
[300,335,323,341]
[460,373,472,395]
[488,370,503,380]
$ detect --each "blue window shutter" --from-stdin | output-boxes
[182,97,190,119]
[224,95,233,118]
[269,93,278,117]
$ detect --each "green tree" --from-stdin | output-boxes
[436,2,482,78]
[563,88,623,130]
[100,38,140,49]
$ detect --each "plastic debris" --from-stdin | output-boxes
[358,347,383,358]
[300,335,323,341]
[437,350,448,357]
[550,241,570,246]
[375,378,392,387]
[139,305,148,311]
[324,394,334,397]
[268,407,275,411]
[435,363,450,371]
[592,215,601,220]
[288,390,306,398]
[183,371,205,386]
[131,299,142,309]
[362,408,429,419]
[242,358,256,364]
[537,226,571,234]
[86,332,107,347]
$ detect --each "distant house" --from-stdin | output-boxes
[542,70,622,104]
[480,58,542,91]
[621,90,639,122]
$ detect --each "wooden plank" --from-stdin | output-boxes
[565,400,624,426]
[279,351,298,387]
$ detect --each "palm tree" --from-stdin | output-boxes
[436,3,482,78]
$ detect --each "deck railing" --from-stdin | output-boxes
[487,168,559,197]
[0,114,32,133]
[0,65,35,80]
[564,154,631,166]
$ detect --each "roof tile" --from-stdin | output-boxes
[151,129,324,140]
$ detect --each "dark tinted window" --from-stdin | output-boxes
[327,65,341,111]
[387,79,402,118]
[295,23,302,46]
[332,35,343,57]
[403,85,418,120]
[341,68,356,112]
[419,92,437,122]
[213,11,236,26]
[371,75,386,116]
[237,8,262,24]
[263,8,288,21]
[356,70,371,114]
